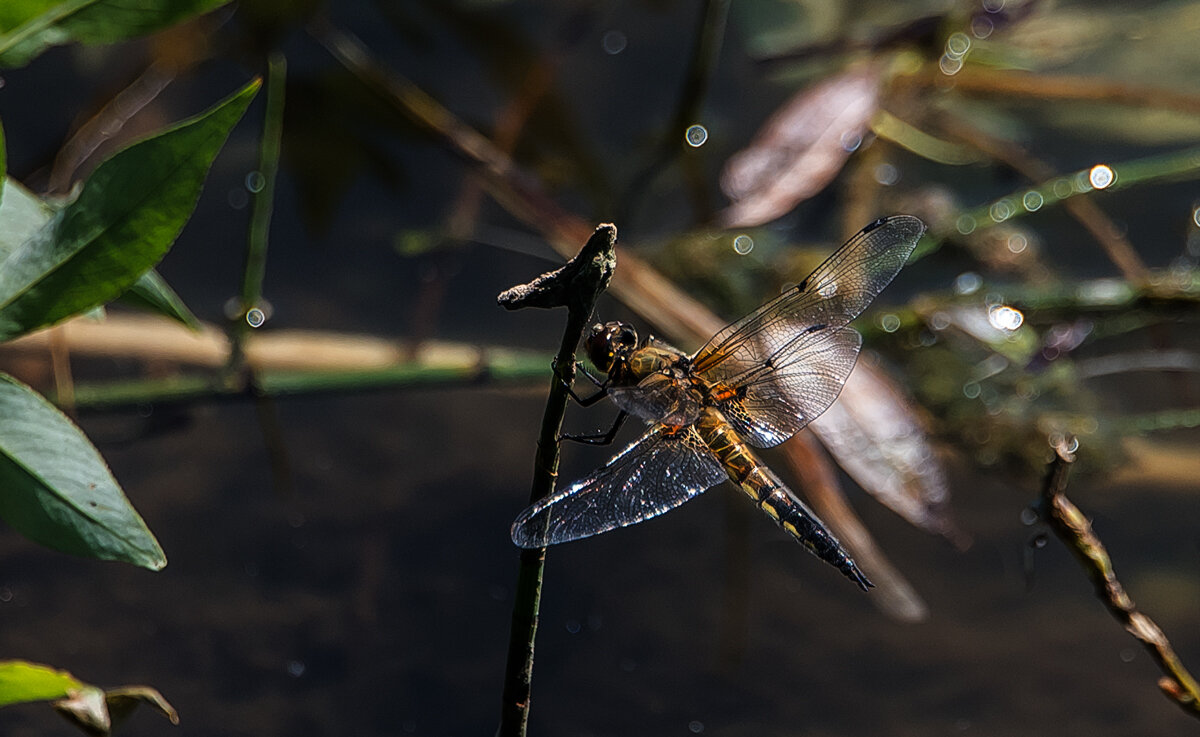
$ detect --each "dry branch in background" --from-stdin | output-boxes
[1039,438,1200,720]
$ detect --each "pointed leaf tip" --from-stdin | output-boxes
[0,80,259,341]
[0,374,166,569]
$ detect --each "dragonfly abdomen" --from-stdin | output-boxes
[696,408,873,591]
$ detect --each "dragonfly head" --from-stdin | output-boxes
[585,321,639,373]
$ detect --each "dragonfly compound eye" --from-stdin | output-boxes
[584,322,638,372]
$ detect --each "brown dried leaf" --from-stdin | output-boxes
[719,65,882,227]
[105,686,180,728]
[53,684,179,736]
[780,432,929,622]
[53,686,110,736]
[811,360,968,548]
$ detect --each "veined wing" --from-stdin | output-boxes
[692,215,924,448]
[712,326,862,447]
[609,372,702,426]
[511,426,726,548]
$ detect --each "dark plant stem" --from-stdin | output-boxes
[1038,437,1200,719]
[497,224,617,737]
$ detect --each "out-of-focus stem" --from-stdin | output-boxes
[229,52,287,373]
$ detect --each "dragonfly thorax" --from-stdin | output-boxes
[585,321,639,374]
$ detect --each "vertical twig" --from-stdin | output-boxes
[227,53,293,496]
[619,0,730,224]
[47,326,75,416]
[229,52,287,372]
[1038,437,1200,719]
[496,224,617,737]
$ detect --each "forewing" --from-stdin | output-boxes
[511,426,727,548]
[692,215,923,447]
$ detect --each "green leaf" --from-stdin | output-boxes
[0,118,6,208]
[0,177,200,330]
[0,0,231,68]
[0,661,85,707]
[0,177,48,258]
[0,79,259,341]
[120,269,202,331]
[0,373,166,568]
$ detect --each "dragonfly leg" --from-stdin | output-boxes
[561,410,628,446]
[579,361,610,389]
[553,357,610,406]
[569,383,609,407]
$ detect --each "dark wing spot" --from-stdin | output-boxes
[802,323,827,335]
[795,278,808,292]
[862,217,887,233]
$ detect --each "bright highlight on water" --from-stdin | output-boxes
[246,307,266,327]
[1089,164,1115,190]
[988,304,1024,331]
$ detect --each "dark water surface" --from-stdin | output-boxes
[0,388,1196,736]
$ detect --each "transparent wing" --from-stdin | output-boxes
[692,215,924,448]
[609,373,702,426]
[511,426,727,548]
[713,326,862,447]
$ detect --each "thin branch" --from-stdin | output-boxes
[1075,350,1200,379]
[1038,437,1200,719]
[47,60,176,195]
[497,224,617,737]
[923,68,1200,117]
[47,325,74,416]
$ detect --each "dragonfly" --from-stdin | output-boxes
[511,215,926,590]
